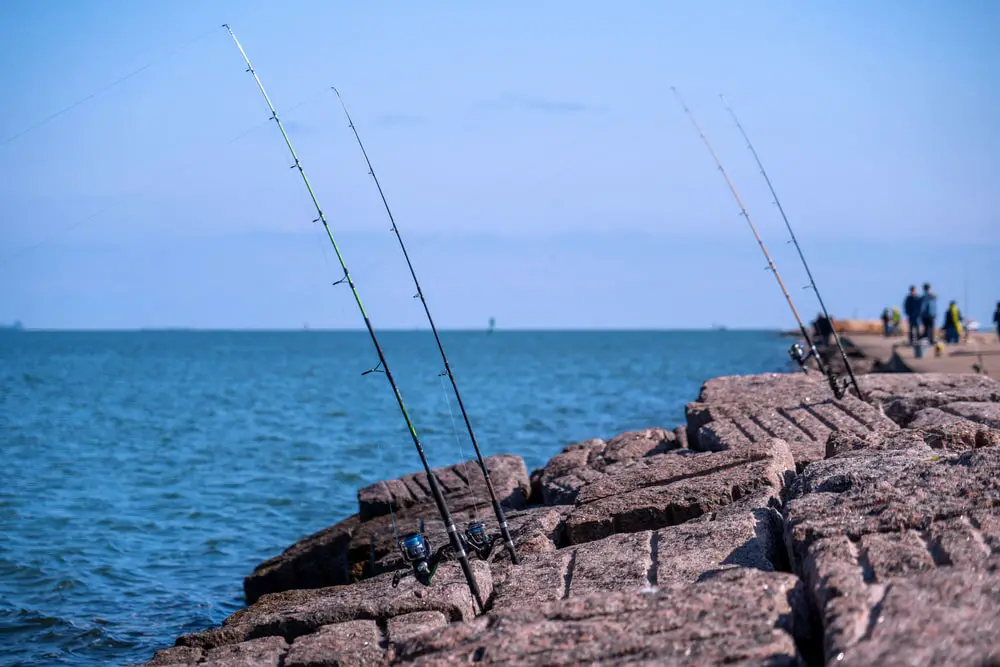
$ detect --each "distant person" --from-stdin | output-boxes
[942,300,963,344]
[994,302,1000,342]
[891,307,901,335]
[903,285,922,344]
[920,283,938,344]
[880,308,891,337]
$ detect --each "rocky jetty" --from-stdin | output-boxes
[135,372,1000,667]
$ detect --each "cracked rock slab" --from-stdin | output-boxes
[491,504,787,610]
[357,455,530,521]
[392,568,808,666]
[284,620,386,667]
[785,445,1000,664]
[180,561,492,651]
[857,373,1000,426]
[532,429,681,506]
[138,636,289,667]
[563,439,795,544]
[245,456,531,603]
[689,394,898,470]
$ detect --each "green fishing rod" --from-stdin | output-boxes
[221,24,485,612]
[671,87,841,394]
[331,87,520,566]
[719,94,863,400]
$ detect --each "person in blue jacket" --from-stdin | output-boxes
[903,285,922,344]
[920,283,938,343]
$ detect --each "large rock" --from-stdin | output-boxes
[784,444,1000,664]
[357,455,530,521]
[687,392,898,470]
[178,561,492,652]
[563,439,795,544]
[392,568,809,666]
[532,428,680,506]
[138,637,289,667]
[491,501,786,610]
[857,373,1000,426]
[245,456,529,603]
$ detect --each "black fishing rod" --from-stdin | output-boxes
[670,87,844,397]
[719,95,863,400]
[221,24,485,612]
[331,87,520,565]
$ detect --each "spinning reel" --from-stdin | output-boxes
[789,342,848,399]
[788,342,817,370]
[463,520,505,560]
[391,529,445,587]
[390,519,506,588]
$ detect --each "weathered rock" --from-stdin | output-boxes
[182,561,492,651]
[392,568,808,666]
[690,395,898,470]
[695,372,827,406]
[563,439,795,544]
[906,406,1000,451]
[784,445,1000,664]
[857,373,1000,426]
[385,611,448,645]
[942,400,1000,428]
[245,456,529,603]
[836,566,1000,667]
[284,621,385,667]
[139,636,289,667]
[357,455,530,521]
[532,429,680,506]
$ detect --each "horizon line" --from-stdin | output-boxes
[3,326,784,333]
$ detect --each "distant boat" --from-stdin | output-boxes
[0,320,24,331]
[487,317,495,334]
[711,323,727,331]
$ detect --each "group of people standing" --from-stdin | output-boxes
[895,283,964,345]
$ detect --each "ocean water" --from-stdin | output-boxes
[0,330,792,666]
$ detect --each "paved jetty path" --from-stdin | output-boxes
[841,332,999,375]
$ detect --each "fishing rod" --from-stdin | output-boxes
[670,87,845,398]
[719,94,863,400]
[221,24,485,612]
[331,87,520,566]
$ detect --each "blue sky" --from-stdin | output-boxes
[2,0,998,329]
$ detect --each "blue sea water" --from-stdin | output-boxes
[0,330,792,666]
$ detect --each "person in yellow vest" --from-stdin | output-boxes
[890,306,901,335]
[942,300,964,344]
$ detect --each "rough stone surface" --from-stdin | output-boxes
[357,455,530,521]
[688,388,899,470]
[139,637,289,667]
[857,373,1000,426]
[245,455,529,604]
[284,621,385,667]
[532,428,680,506]
[785,444,1000,664]
[385,611,449,646]
[563,439,795,544]
[392,569,807,666]
[181,561,492,651]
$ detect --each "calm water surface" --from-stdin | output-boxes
[0,330,791,666]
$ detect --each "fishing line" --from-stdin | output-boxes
[331,86,520,564]
[670,86,844,398]
[439,373,482,521]
[0,91,327,267]
[3,26,218,148]
[718,94,863,400]
[222,25,485,611]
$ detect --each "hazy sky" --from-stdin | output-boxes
[2,0,998,329]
